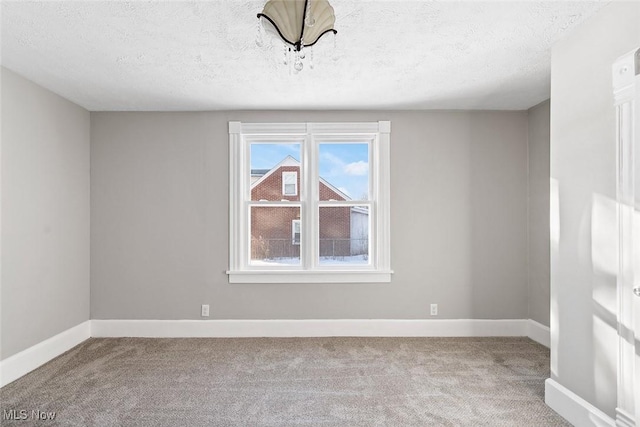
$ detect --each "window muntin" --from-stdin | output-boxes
[228,121,391,283]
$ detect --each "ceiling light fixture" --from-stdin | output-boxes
[256,0,337,72]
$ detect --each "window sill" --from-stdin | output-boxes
[226,270,393,284]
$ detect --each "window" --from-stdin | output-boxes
[282,171,298,196]
[292,220,301,245]
[228,121,392,283]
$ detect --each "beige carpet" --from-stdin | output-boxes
[0,337,569,426]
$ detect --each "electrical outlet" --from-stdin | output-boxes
[201,304,210,317]
[430,304,438,316]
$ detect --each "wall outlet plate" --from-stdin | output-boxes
[430,304,438,316]
[201,304,210,317]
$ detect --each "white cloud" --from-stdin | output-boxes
[344,161,368,176]
[320,152,345,175]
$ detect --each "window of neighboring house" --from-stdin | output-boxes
[292,220,301,245]
[282,171,298,196]
[227,121,392,283]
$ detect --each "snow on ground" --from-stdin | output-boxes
[251,255,369,266]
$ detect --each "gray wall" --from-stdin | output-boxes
[1,68,90,360]
[550,1,640,418]
[91,110,529,320]
[527,100,550,327]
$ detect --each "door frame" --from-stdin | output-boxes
[612,47,640,427]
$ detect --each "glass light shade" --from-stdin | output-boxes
[258,0,337,51]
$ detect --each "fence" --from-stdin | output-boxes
[251,237,368,260]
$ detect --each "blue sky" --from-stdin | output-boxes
[251,143,369,199]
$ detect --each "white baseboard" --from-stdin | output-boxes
[0,321,91,388]
[527,319,550,348]
[615,408,635,427]
[91,318,529,338]
[545,379,615,427]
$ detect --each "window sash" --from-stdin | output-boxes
[247,202,302,269]
[318,204,371,266]
[228,121,392,283]
[317,140,372,202]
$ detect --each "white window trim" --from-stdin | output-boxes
[282,171,298,196]
[227,121,392,284]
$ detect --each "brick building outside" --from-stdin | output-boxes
[250,156,368,263]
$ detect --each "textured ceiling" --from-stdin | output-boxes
[1,1,608,111]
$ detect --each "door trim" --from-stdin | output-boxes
[612,47,640,427]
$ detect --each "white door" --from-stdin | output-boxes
[613,48,640,427]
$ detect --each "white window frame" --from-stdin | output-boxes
[282,171,298,196]
[227,121,392,283]
[292,219,301,245]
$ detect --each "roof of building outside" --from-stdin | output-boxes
[251,155,351,201]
